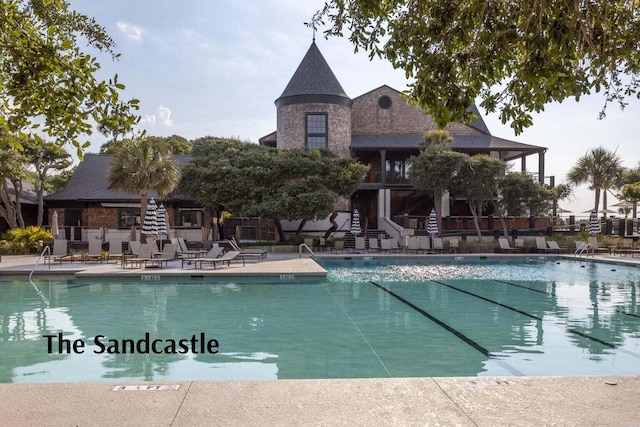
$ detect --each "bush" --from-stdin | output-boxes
[2,226,54,254]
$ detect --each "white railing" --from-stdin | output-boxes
[574,242,592,258]
[298,243,315,258]
[29,246,51,307]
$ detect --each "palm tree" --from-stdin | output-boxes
[567,147,625,215]
[107,137,179,241]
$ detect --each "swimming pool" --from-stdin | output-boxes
[1,258,639,383]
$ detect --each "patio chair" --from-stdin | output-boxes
[448,238,459,253]
[514,238,525,252]
[106,238,124,264]
[535,237,554,253]
[498,238,519,253]
[182,246,223,269]
[406,236,420,253]
[432,237,444,253]
[389,238,401,253]
[574,240,593,256]
[46,239,72,264]
[145,244,177,269]
[547,241,568,253]
[417,236,431,253]
[354,236,366,253]
[228,237,267,261]
[84,239,105,263]
[122,242,154,268]
[193,250,245,270]
[380,238,392,252]
[176,237,207,258]
[129,240,141,256]
[587,237,610,255]
[368,237,380,252]
[331,240,345,253]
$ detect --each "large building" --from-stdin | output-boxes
[259,41,547,234]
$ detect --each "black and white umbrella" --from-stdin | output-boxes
[588,210,601,236]
[141,198,158,239]
[350,209,362,235]
[427,208,438,236]
[157,203,167,239]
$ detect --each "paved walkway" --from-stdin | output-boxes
[1,252,639,426]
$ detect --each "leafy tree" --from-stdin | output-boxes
[567,147,625,215]
[180,138,367,242]
[0,0,139,155]
[100,135,192,155]
[620,163,640,218]
[0,147,28,229]
[409,130,465,235]
[47,166,76,193]
[313,0,640,133]
[450,155,504,239]
[22,139,72,226]
[107,137,179,242]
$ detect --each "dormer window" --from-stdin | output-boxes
[306,113,328,149]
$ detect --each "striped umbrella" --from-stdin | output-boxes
[588,210,601,235]
[427,208,438,236]
[157,203,167,238]
[350,209,362,235]
[141,198,158,238]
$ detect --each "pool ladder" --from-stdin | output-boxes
[574,242,592,258]
[28,246,51,307]
[298,243,315,258]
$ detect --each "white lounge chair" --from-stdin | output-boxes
[193,250,245,270]
[182,246,223,269]
[145,244,177,269]
[498,238,518,253]
[122,242,154,268]
[84,239,105,263]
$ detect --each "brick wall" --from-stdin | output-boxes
[85,207,118,228]
[276,103,351,157]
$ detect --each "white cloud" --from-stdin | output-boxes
[142,105,174,128]
[116,21,144,41]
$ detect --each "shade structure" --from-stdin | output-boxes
[50,210,59,237]
[157,203,167,238]
[141,198,158,238]
[588,210,601,235]
[427,208,438,236]
[350,209,362,235]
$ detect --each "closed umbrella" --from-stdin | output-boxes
[426,208,438,236]
[50,210,59,238]
[588,210,601,235]
[350,209,362,235]
[141,198,158,240]
[157,203,167,250]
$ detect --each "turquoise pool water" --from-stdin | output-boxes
[1,258,639,383]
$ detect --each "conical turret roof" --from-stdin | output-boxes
[275,42,352,108]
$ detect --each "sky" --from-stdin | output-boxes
[67,0,640,218]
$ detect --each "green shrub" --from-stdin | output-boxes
[2,226,54,254]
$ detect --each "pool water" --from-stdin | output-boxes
[1,258,639,383]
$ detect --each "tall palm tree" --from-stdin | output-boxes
[107,137,179,241]
[567,147,625,215]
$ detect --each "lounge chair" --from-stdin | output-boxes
[448,238,459,253]
[228,237,267,261]
[514,238,525,252]
[380,239,392,252]
[193,250,245,270]
[417,236,431,253]
[354,236,366,253]
[332,240,345,253]
[574,240,593,256]
[547,240,568,253]
[535,237,555,253]
[145,244,177,269]
[176,237,207,258]
[498,238,519,253]
[432,237,444,253]
[46,239,73,264]
[182,246,223,269]
[106,238,124,264]
[368,237,380,252]
[84,240,105,263]
[406,236,420,253]
[587,237,610,255]
[129,240,141,256]
[389,238,401,253]
[122,242,154,268]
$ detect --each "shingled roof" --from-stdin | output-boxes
[45,154,194,202]
[275,41,352,108]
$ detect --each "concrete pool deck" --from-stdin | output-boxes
[1,251,640,426]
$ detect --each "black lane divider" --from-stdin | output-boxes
[368,281,491,357]
[617,310,640,319]
[494,280,552,296]
[430,280,622,351]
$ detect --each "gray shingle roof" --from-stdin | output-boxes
[275,42,351,106]
[350,134,546,160]
[45,154,193,202]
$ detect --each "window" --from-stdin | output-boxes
[118,208,141,228]
[378,95,392,109]
[306,113,327,149]
[179,209,203,227]
[385,159,411,184]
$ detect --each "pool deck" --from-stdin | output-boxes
[1,251,640,426]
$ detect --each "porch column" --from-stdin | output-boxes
[380,149,386,185]
[538,150,546,184]
[521,156,526,172]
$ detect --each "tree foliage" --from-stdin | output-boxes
[313,0,640,133]
[0,0,139,155]
[499,172,571,218]
[567,147,625,213]
[100,135,192,155]
[179,138,368,241]
[0,147,28,229]
[107,136,179,241]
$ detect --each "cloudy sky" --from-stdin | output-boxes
[67,0,639,217]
